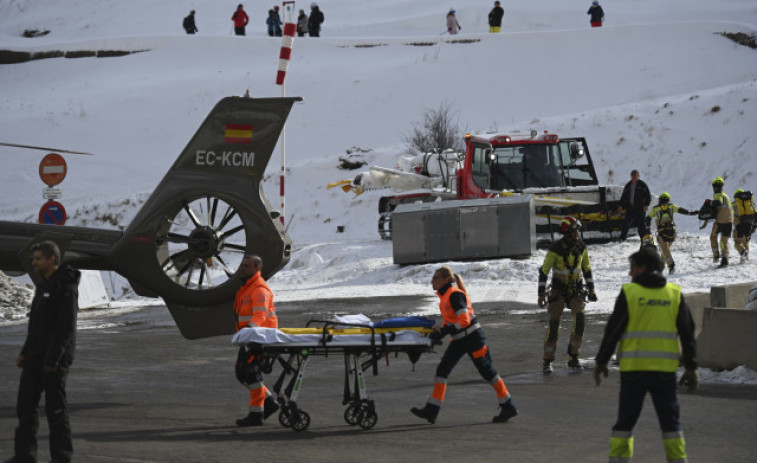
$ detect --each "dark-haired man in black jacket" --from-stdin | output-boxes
[8,241,80,463]
[619,169,652,241]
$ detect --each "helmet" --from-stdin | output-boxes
[560,216,582,233]
[735,188,744,195]
[658,192,671,203]
[712,176,725,187]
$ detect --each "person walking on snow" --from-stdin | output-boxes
[538,217,597,374]
[645,192,699,274]
[732,188,756,263]
[587,0,604,27]
[446,8,461,35]
[710,176,734,267]
[618,169,651,241]
[410,266,518,425]
[308,3,324,37]
[231,4,249,36]
[267,9,283,37]
[183,10,198,34]
[297,9,309,37]
[594,247,698,463]
[488,1,504,33]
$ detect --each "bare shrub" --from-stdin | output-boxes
[404,101,464,155]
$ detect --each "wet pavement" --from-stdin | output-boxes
[1,296,756,462]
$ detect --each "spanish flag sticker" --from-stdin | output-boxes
[225,124,253,144]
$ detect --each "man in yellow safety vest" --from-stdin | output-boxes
[593,248,698,463]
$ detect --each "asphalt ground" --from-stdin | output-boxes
[1,296,756,462]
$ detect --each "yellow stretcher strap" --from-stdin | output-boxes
[279,327,433,335]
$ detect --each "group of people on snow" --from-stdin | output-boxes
[617,169,754,271]
[183,3,324,37]
[183,2,606,37]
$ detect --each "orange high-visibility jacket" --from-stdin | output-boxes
[438,286,474,331]
[234,272,278,331]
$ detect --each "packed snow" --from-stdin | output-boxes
[1,0,756,374]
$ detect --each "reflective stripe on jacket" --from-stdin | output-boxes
[539,239,593,293]
[618,282,681,372]
[234,272,277,331]
[438,286,473,331]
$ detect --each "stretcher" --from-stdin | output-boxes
[231,319,435,431]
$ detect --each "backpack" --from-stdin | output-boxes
[735,190,753,201]
[183,16,191,30]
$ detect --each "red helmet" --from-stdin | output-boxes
[560,216,582,233]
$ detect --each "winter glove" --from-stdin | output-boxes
[538,294,546,307]
[644,216,652,228]
[678,369,699,393]
[690,210,699,216]
[587,290,598,302]
[429,330,444,344]
[593,363,608,386]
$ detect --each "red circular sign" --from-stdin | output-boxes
[39,153,67,186]
[38,200,67,225]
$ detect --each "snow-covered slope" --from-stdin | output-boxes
[1,0,756,321]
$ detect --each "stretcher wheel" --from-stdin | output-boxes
[278,408,293,428]
[291,410,310,431]
[344,404,359,426]
[357,409,378,430]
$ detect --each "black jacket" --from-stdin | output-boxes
[594,271,697,370]
[21,264,80,369]
[183,15,198,33]
[308,7,324,31]
[489,6,504,27]
[587,5,604,23]
[620,179,651,210]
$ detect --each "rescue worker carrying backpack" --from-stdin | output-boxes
[645,192,698,274]
[732,188,756,263]
[710,177,734,268]
[538,217,597,374]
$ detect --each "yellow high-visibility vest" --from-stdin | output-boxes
[618,282,681,372]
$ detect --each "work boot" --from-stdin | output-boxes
[718,256,729,268]
[668,262,675,274]
[568,354,582,369]
[236,411,264,427]
[542,360,553,375]
[264,396,280,419]
[741,251,749,263]
[410,404,439,424]
[712,253,720,263]
[492,400,519,423]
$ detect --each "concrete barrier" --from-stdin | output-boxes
[710,280,757,308]
[696,307,757,370]
[682,291,710,338]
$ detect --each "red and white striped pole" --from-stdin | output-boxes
[276,2,296,226]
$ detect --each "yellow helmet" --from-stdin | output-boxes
[658,192,671,203]
[712,176,725,187]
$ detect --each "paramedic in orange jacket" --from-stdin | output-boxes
[234,255,279,426]
[411,266,519,424]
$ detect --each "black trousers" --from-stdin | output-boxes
[621,208,647,240]
[14,363,73,463]
[436,328,498,383]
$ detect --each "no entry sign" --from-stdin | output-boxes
[39,153,67,186]
[38,200,67,225]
